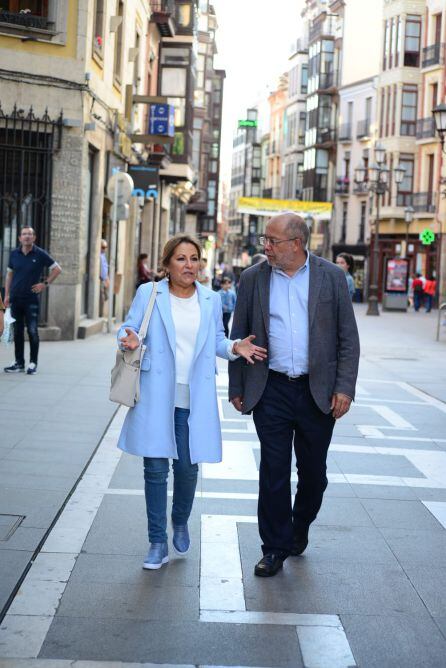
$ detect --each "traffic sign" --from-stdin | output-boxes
[110,203,130,220]
[106,172,134,203]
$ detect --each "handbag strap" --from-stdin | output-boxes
[138,282,157,341]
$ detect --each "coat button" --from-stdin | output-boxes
[159,348,164,353]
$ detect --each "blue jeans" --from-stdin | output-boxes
[11,299,40,365]
[143,408,198,544]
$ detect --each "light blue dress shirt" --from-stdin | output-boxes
[268,253,310,376]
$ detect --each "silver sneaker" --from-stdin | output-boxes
[143,542,169,570]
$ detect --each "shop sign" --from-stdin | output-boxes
[419,229,435,245]
[128,165,160,200]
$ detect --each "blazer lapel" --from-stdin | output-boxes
[154,279,176,354]
[308,254,324,330]
[193,282,212,361]
[257,261,271,334]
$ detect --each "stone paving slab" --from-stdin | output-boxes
[341,612,446,668]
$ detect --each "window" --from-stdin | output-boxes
[0,0,47,13]
[389,18,394,68]
[385,86,390,137]
[113,0,124,84]
[162,68,187,97]
[396,154,414,206]
[359,202,366,242]
[161,48,190,65]
[404,15,421,67]
[395,16,401,67]
[379,88,385,137]
[391,84,397,135]
[401,85,417,136]
[300,64,308,94]
[383,19,390,70]
[92,0,104,57]
[341,202,347,242]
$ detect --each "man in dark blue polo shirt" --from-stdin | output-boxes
[4,226,62,375]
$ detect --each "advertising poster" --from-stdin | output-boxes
[385,258,409,293]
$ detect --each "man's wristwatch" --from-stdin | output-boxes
[44,280,49,286]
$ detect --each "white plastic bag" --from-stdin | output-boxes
[1,308,15,344]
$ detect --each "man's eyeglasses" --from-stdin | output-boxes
[259,236,300,247]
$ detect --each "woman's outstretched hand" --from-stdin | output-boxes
[233,335,267,365]
[119,328,140,351]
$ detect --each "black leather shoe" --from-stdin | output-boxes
[254,553,284,577]
[290,526,309,556]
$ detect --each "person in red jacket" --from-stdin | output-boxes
[412,273,424,312]
[424,277,436,313]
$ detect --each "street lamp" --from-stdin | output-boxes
[404,206,415,258]
[433,103,446,153]
[354,141,406,316]
[305,213,314,250]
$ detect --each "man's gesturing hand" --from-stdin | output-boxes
[231,396,244,412]
[330,393,352,419]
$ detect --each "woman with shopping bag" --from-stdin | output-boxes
[116,234,267,570]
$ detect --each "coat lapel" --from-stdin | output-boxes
[193,282,213,361]
[154,279,176,354]
[257,261,271,334]
[308,254,324,330]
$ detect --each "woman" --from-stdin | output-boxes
[336,252,355,300]
[136,253,153,289]
[117,235,266,570]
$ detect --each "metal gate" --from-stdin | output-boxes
[0,104,62,323]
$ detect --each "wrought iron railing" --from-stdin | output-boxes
[356,119,372,138]
[416,117,436,139]
[422,43,445,68]
[0,10,51,30]
[338,123,352,141]
[412,192,436,213]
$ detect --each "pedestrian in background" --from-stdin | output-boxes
[412,273,425,311]
[0,293,5,337]
[335,252,355,300]
[197,257,212,289]
[136,253,153,289]
[424,276,436,313]
[117,234,267,570]
[99,239,110,317]
[3,226,61,375]
[229,213,360,577]
[218,278,237,337]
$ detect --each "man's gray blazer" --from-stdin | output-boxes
[229,255,360,415]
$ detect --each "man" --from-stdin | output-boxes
[99,239,110,317]
[4,226,62,375]
[229,213,360,577]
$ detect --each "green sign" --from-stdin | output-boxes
[419,228,435,245]
[238,119,257,128]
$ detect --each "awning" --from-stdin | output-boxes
[237,196,333,219]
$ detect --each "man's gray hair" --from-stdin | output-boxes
[274,212,309,247]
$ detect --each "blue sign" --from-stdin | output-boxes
[128,165,160,200]
[149,104,174,137]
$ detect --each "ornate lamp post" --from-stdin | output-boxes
[433,103,446,154]
[432,103,446,311]
[354,142,406,316]
[404,206,415,258]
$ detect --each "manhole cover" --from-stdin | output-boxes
[0,514,25,541]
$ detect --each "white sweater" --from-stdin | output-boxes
[169,290,200,408]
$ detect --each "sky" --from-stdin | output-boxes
[211,0,305,185]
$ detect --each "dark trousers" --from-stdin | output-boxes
[414,292,423,311]
[11,300,40,366]
[425,294,433,312]
[222,312,232,337]
[253,372,335,555]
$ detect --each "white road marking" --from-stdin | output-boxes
[200,514,356,667]
[422,501,446,529]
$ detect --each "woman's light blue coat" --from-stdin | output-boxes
[116,279,232,464]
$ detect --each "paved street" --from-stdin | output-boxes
[1,306,446,667]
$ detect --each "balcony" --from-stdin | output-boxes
[150,0,176,36]
[338,123,352,142]
[316,128,336,146]
[318,71,338,91]
[353,182,369,195]
[421,43,445,69]
[0,9,53,31]
[335,177,350,195]
[309,17,337,43]
[356,119,372,139]
[416,117,436,140]
[412,192,436,214]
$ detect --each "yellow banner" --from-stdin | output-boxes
[237,197,333,218]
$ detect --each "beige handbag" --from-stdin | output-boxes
[109,282,157,407]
